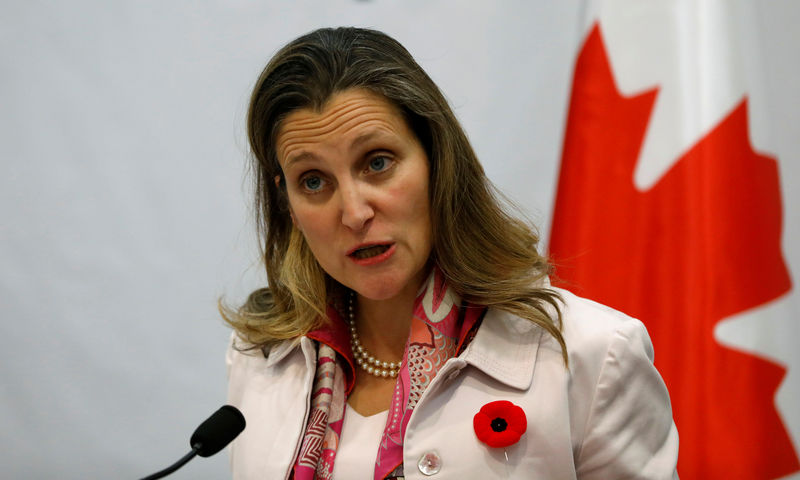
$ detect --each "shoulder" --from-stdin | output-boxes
[226,332,312,400]
[480,286,660,407]
[546,288,679,479]
[555,287,655,367]
[225,332,298,370]
[549,287,664,422]
[225,333,320,478]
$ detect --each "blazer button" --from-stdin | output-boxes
[418,451,442,475]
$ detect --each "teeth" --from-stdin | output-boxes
[352,245,390,259]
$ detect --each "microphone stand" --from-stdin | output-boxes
[139,444,200,480]
[138,405,244,479]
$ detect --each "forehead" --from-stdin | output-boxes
[275,89,413,165]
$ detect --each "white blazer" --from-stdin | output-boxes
[226,288,679,479]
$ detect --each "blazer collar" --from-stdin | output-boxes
[459,307,544,390]
[263,337,303,368]
[263,305,352,370]
[264,277,554,390]
[264,308,546,390]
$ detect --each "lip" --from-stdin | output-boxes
[347,243,396,266]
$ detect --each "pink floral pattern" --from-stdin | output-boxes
[293,346,345,480]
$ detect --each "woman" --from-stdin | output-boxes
[224,27,678,479]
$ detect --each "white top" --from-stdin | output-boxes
[331,405,390,479]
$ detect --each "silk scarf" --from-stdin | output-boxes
[292,268,485,479]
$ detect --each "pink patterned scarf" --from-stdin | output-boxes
[292,268,485,479]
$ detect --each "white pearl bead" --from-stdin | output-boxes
[348,290,402,379]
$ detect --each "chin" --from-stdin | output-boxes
[351,282,405,302]
[347,267,429,302]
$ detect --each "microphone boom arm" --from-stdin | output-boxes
[139,447,199,480]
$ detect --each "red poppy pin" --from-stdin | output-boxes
[473,400,527,448]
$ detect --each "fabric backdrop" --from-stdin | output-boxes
[1,1,797,478]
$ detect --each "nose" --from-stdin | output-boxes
[339,181,374,231]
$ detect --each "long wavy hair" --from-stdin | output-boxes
[222,27,566,363]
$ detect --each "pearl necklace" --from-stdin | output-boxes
[348,292,401,378]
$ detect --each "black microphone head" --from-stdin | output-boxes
[190,405,246,457]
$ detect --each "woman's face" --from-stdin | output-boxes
[276,88,432,302]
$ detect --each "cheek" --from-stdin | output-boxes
[394,181,432,239]
[289,204,331,244]
[285,192,312,230]
[408,178,431,219]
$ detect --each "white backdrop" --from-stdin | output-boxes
[1,1,797,479]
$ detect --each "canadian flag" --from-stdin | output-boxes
[549,2,799,479]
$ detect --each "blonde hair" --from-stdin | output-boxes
[222,27,566,364]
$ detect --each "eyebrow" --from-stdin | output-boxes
[283,128,394,168]
[284,151,316,169]
[350,129,387,151]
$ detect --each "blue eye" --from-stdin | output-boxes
[368,156,390,172]
[302,175,324,192]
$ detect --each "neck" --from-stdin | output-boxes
[354,287,419,361]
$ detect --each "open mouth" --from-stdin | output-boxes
[350,244,392,260]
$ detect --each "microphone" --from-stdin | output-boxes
[140,405,246,480]
[190,404,246,456]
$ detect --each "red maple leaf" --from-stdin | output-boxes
[549,24,798,479]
